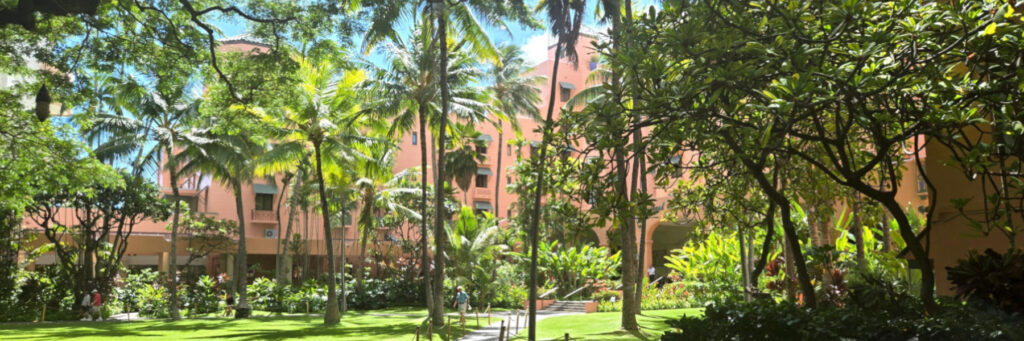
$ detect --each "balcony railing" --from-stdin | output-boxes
[474,187,492,200]
[252,209,276,223]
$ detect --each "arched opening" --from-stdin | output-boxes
[650,222,696,277]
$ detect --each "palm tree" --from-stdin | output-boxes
[485,45,544,220]
[87,81,207,321]
[179,132,263,318]
[363,18,488,323]
[353,143,421,297]
[265,56,367,324]
[527,0,588,338]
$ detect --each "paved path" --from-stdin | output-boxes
[457,310,583,341]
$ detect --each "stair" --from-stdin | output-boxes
[541,300,589,313]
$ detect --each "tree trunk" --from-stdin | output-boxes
[356,194,371,298]
[275,177,291,284]
[168,162,182,320]
[851,198,865,264]
[632,121,648,315]
[279,176,301,285]
[739,227,750,301]
[494,131,503,219]
[315,142,341,325]
[339,201,348,314]
[418,103,435,316]
[232,181,251,317]
[750,200,776,282]
[431,4,450,328]
[302,208,310,282]
[527,40,563,341]
[615,144,639,330]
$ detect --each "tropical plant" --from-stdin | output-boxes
[524,240,621,299]
[445,206,507,308]
[947,248,1024,314]
[663,231,744,305]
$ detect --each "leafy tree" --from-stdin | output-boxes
[27,169,171,306]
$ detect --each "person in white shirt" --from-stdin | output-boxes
[648,266,656,284]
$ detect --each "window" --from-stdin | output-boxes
[255,193,274,211]
[559,82,575,102]
[412,132,417,145]
[476,174,489,188]
[476,144,487,155]
[507,144,512,156]
[506,175,512,185]
[474,202,492,215]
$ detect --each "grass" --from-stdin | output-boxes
[512,308,703,341]
[0,309,504,340]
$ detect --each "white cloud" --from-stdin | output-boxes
[521,34,552,66]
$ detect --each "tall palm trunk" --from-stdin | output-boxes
[356,203,371,297]
[275,178,292,284]
[279,176,301,285]
[528,41,563,341]
[339,200,348,314]
[315,142,341,325]
[494,131,503,219]
[231,181,251,317]
[418,105,435,315]
[430,6,451,327]
[303,208,311,282]
[168,153,182,320]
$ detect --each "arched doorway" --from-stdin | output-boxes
[649,221,696,277]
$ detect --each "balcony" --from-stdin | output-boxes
[473,187,492,200]
[251,209,276,223]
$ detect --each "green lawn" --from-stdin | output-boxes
[513,308,703,341]
[0,310,503,340]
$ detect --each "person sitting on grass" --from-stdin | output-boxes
[452,286,470,325]
[224,293,235,317]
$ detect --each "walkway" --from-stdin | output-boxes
[457,310,583,341]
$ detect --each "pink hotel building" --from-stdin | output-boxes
[25,33,937,285]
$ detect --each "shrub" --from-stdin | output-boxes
[181,275,220,315]
[596,281,693,312]
[346,277,424,310]
[491,284,527,309]
[136,285,169,318]
[663,277,1024,341]
[590,290,620,302]
[248,277,289,312]
[947,248,1024,314]
[284,280,326,314]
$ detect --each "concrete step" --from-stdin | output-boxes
[541,300,591,313]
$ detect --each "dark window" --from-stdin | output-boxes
[507,208,512,218]
[507,144,512,156]
[506,176,512,185]
[412,132,417,145]
[476,174,488,188]
[560,87,572,102]
[255,193,274,210]
[476,145,487,155]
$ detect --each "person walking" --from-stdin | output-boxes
[224,293,235,317]
[79,291,92,321]
[89,289,103,321]
[452,286,470,325]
